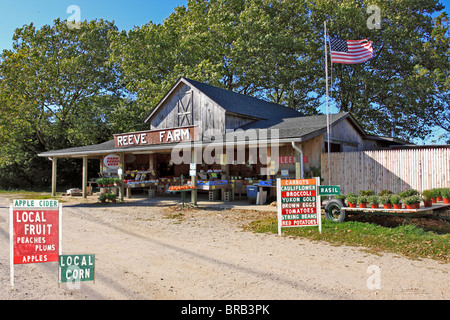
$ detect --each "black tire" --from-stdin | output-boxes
[324,199,346,223]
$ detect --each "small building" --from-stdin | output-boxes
[38,77,406,202]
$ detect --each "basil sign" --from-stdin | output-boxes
[318,186,341,196]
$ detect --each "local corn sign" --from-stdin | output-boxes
[10,199,62,288]
[276,178,322,235]
[59,254,95,283]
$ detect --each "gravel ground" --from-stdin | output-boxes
[0,194,449,301]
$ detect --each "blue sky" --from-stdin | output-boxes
[0,0,187,52]
[0,0,448,144]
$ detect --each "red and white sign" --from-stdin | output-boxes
[277,178,322,235]
[13,209,60,264]
[10,200,62,288]
[11,200,61,265]
[279,156,309,164]
[104,154,120,169]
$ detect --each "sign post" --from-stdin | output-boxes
[277,178,322,235]
[10,199,62,289]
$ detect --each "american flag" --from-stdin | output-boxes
[329,37,373,64]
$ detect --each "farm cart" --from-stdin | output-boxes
[324,199,450,223]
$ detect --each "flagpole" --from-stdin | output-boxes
[324,21,331,186]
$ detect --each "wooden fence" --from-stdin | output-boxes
[321,147,450,195]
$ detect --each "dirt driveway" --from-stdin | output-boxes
[1,195,449,300]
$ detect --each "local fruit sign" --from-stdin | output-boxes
[277,178,322,235]
[11,199,61,265]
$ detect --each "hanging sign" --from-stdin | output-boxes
[104,154,120,170]
[277,178,321,235]
[10,200,62,288]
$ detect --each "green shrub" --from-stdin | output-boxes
[390,194,402,205]
[422,189,434,201]
[378,190,393,196]
[442,188,450,199]
[368,195,379,205]
[357,195,368,204]
[379,195,391,204]
[399,189,419,199]
[359,190,375,196]
[346,193,358,204]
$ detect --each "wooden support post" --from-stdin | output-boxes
[82,156,88,198]
[191,148,197,205]
[51,157,58,197]
[119,153,125,202]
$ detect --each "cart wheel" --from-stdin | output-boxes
[324,199,346,223]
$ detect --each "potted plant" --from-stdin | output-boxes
[422,190,434,208]
[380,195,392,209]
[357,195,368,208]
[368,195,379,209]
[390,194,402,209]
[108,193,118,203]
[114,178,121,186]
[403,195,420,210]
[346,193,358,208]
[96,178,104,187]
[442,188,450,204]
[435,188,444,202]
[98,193,108,203]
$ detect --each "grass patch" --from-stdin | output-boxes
[245,215,450,262]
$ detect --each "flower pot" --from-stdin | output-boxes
[371,204,379,209]
[437,196,443,201]
[431,198,437,203]
[359,203,367,208]
[423,201,432,208]
[405,204,415,210]
[348,203,357,208]
[444,198,450,204]
[393,204,402,209]
[383,204,393,209]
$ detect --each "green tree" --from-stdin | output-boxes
[309,0,449,141]
[0,19,127,188]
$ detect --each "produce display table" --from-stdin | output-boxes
[254,183,277,205]
[196,184,231,201]
[125,182,158,198]
[168,186,197,209]
[326,200,450,223]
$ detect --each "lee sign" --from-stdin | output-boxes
[276,178,322,235]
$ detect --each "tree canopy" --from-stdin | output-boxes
[0,0,448,188]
